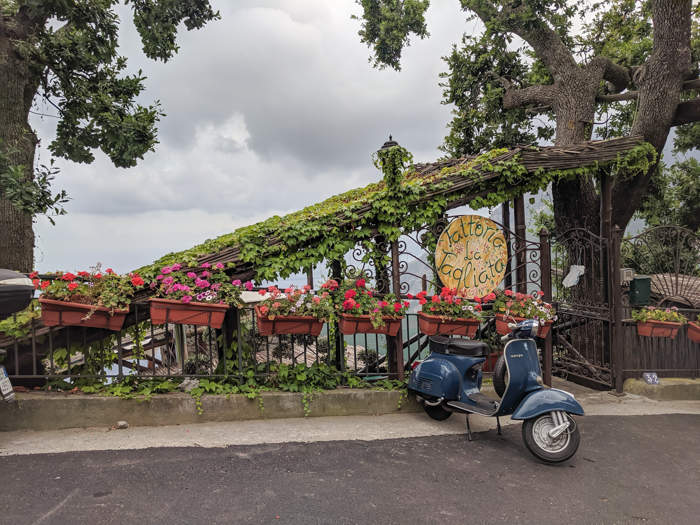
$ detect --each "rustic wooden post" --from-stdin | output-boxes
[611,225,625,393]
[540,228,553,387]
[390,238,405,381]
[514,194,527,294]
[306,265,313,288]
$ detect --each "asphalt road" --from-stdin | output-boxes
[1,414,699,525]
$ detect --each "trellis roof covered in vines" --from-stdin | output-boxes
[139,136,652,283]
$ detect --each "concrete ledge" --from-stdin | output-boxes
[623,378,700,401]
[0,389,421,432]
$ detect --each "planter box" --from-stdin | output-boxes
[254,305,325,336]
[149,298,228,329]
[39,298,127,331]
[338,313,404,336]
[495,316,552,338]
[636,320,682,339]
[688,322,700,344]
[418,312,480,337]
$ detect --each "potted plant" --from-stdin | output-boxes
[415,287,482,337]
[254,281,336,336]
[632,306,687,339]
[688,315,700,344]
[488,290,556,337]
[38,266,144,330]
[335,277,408,336]
[148,262,250,329]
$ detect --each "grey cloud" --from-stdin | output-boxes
[33,1,479,271]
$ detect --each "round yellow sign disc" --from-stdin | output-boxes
[435,215,508,297]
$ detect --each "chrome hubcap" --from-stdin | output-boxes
[532,415,570,452]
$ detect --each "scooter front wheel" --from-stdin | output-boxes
[522,413,580,464]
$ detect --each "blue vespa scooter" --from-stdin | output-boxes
[408,319,584,463]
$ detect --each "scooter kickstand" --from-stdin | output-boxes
[466,413,472,442]
[496,417,502,436]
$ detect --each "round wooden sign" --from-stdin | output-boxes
[435,215,508,297]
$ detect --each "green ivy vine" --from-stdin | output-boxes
[135,142,656,286]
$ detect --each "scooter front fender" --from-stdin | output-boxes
[511,389,584,420]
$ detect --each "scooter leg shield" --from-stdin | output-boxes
[510,389,584,420]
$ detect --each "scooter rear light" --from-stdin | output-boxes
[411,360,422,370]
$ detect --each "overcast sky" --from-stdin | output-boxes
[31,1,483,274]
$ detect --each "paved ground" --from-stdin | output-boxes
[2,381,700,524]
[1,414,699,524]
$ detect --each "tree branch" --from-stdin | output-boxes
[588,56,630,93]
[465,0,578,81]
[527,79,700,114]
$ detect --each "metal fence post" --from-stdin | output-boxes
[514,194,527,294]
[391,238,404,381]
[540,228,553,387]
[117,330,124,381]
[611,225,625,393]
[332,260,345,382]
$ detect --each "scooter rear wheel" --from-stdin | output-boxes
[423,403,452,421]
[522,414,580,464]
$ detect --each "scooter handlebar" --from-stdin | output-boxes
[501,334,511,343]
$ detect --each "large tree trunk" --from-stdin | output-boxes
[0,18,39,272]
[611,0,692,230]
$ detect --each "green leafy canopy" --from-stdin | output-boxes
[9,1,219,168]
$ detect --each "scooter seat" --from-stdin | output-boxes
[429,336,489,357]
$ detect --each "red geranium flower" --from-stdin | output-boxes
[504,289,513,297]
[41,281,50,290]
[406,293,413,299]
[394,303,401,312]
[68,282,78,291]
[419,298,427,305]
[431,295,440,303]
[131,276,144,287]
[474,296,482,303]
[106,269,114,274]
[344,289,357,299]
[29,271,38,279]
[356,278,366,288]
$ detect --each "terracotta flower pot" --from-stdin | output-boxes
[254,305,325,336]
[636,320,682,339]
[495,316,552,338]
[338,313,404,336]
[39,298,127,331]
[688,322,700,344]
[149,298,229,329]
[418,312,480,337]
